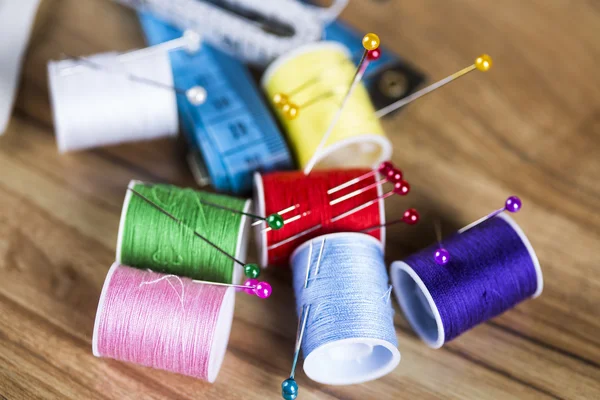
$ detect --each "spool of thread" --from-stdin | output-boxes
[93,263,235,382]
[253,169,385,267]
[48,50,178,152]
[391,214,543,348]
[262,42,392,171]
[117,180,251,283]
[291,233,400,385]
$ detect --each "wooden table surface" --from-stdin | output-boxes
[1,0,599,399]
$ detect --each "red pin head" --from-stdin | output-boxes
[402,208,419,225]
[378,161,394,176]
[367,49,382,61]
[387,168,403,183]
[393,180,410,195]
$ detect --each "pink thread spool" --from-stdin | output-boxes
[92,263,235,382]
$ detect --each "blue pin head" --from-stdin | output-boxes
[281,378,298,400]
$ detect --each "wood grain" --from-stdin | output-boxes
[1,0,599,398]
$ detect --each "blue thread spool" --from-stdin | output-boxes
[290,232,400,385]
[391,214,543,348]
[138,14,293,194]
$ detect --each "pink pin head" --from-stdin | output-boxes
[378,161,394,175]
[367,49,381,61]
[393,180,410,195]
[254,281,272,299]
[402,208,420,225]
[387,168,403,183]
[243,278,259,295]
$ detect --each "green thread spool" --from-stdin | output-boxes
[116,180,251,283]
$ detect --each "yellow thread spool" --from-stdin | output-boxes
[262,43,391,171]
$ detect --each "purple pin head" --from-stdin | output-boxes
[505,196,522,213]
[434,248,450,265]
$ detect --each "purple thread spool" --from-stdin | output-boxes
[390,214,542,348]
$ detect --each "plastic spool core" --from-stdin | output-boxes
[391,261,444,348]
[292,233,400,385]
[303,328,400,386]
[391,213,543,349]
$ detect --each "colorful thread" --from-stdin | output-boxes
[262,42,391,171]
[117,180,250,283]
[290,233,400,386]
[391,214,543,348]
[93,263,235,382]
[253,170,385,267]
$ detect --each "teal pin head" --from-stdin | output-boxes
[281,378,298,400]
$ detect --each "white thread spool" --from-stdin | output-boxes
[48,50,179,152]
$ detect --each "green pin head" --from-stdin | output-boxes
[244,263,260,279]
[267,213,284,230]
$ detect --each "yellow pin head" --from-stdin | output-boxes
[273,93,289,108]
[282,103,299,120]
[475,54,492,72]
[362,33,380,51]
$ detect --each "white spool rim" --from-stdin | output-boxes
[116,180,250,284]
[374,171,387,248]
[261,41,351,89]
[47,61,68,153]
[291,231,383,261]
[303,337,400,385]
[252,172,269,268]
[307,133,392,174]
[496,213,543,297]
[115,180,138,264]
[92,262,120,357]
[207,286,236,383]
[233,199,252,284]
[391,260,445,349]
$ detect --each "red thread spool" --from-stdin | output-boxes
[254,169,385,267]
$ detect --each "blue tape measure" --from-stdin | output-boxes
[138,13,293,194]
[303,3,426,116]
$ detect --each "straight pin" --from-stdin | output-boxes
[282,238,326,400]
[436,196,521,265]
[303,33,381,175]
[375,54,493,118]
[59,31,208,105]
[198,198,284,230]
[127,187,262,280]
